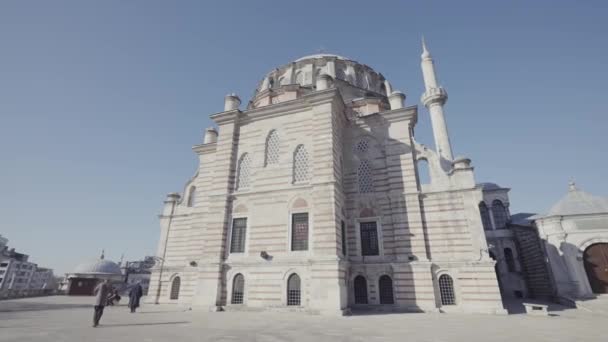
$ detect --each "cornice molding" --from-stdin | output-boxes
[192,142,217,155]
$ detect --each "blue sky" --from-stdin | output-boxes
[1,0,606,274]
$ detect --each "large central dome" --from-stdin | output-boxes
[249,53,392,109]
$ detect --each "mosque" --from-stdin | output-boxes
[147,41,608,314]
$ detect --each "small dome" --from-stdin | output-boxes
[546,182,608,216]
[73,258,122,275]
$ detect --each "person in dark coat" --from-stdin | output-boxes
[92,279,111,327]
[128,282,144,313]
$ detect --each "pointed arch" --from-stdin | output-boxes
[416,158,430,185]
[354,275,368,304]
[504,248,516,273]
[231,273,245,304]
[438,274,455,305]
[492,200,508,229]
[358,160,374,193]
[287,273,301,306]
[479,202,492,230]
[379,275,394,304]
[236,153,252,190]
[264,130,280,166]
[170,276,181,300]
[293,145,309,183]
[187,186,196,207]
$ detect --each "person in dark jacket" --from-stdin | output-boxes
[128,282,144,313]
[92,280,111,327]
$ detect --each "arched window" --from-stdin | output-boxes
[187,186,196,207]
[492,200,508,229]
[232,274,244,304]
[417,159,430,185]
[379,275,394,304]
[287,274,301,306]
[358,160,374,193]
[438,274,455,305]
[170,276,181,300]
[479,202,492,230]
[293,145,309,183]
[504,248,516,273]
[264,130,280,166]
[354,275,368,304]
[236,153,251,190]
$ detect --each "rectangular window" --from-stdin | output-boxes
[291,213,309,251]
[230,218,247,253]
[360,221,379,256]
[341,220,347,256]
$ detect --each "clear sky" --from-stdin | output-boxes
[1,0,606,274]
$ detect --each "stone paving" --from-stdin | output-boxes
[1,296,607,342]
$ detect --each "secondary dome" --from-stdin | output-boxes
[73,257,122,275]
[250,53,392,109]
[546,182,608,217]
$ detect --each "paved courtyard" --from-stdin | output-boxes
[1,296,607,342]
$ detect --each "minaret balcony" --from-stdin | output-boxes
[421,87,448,106]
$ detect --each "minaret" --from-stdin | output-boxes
[420,38,453,161]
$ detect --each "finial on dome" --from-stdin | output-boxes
[421,35,432,59]
[100,249,105,260]
[569,179,577,192]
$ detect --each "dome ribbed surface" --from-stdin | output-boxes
[73,258,122,275]
[547,184,608,216]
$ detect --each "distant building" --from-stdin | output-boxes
[65,252,123,295]
[122,256,154,295]
[28,268,57,295]
[0,250,37,298]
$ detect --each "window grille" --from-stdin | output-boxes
[504,248,516,273]
[236,153,251,190]
[170,277,181,300]
[360,221,379,256]
[438,275,455,305]
[492,200,508,229]
[358,160,374,193]
[187,186,196,207]
[354,276,368,304]
[287,274,301,306]
[232,274,244,304]
[355,139,369,154]
[291,213,309,251]
[341,220,347,256]
[230,218,247,253]
[379,275,394,304]
[265,130,280,166]
[293,145,309,183]
[479,202,492,230]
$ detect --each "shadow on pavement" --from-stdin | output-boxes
[100,321,190,327]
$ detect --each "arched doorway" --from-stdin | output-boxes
[584,243,608,294]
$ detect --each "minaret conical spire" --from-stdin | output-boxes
[421,36,431,59]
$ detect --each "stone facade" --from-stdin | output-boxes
[148,44,505,315]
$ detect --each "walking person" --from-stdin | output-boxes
[92,279,111,327]
[128,281,143,313]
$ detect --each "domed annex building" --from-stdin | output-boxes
[533,183,608,299]
[66,252,123,295]
[148,42,509,315]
